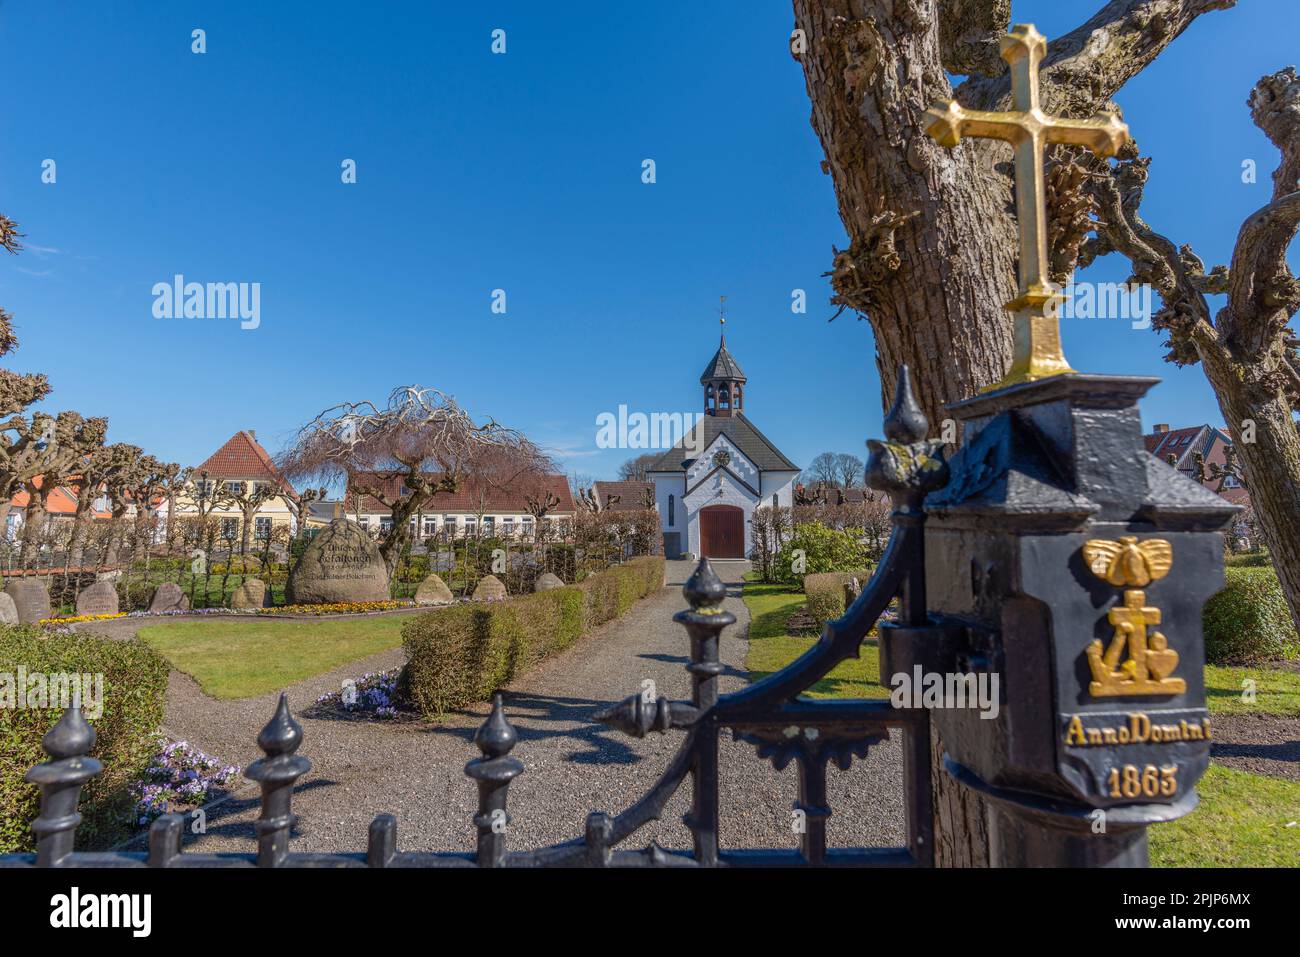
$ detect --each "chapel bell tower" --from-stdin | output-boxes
[701,304,746,418]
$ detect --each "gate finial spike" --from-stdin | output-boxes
[475,693,518,759]
[683,557,726,610]
[883,364,929,444]
[257,693,303,757]
[42,705,96,760]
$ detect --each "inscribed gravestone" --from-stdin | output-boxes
[533,572,565,592]
[5,578,51,624]
[229,577,268,609]
[0,592,18,625]
[150,582,191,612]
[75,580,120,617]
[286,519,389,604]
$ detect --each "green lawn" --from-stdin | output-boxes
[1149,764,1300,867]
[743,580,886,699]
[138,616,409,699]
[1205,663,1300,715]
[741,578,1300,867]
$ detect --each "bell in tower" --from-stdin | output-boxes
[700,307,747,418]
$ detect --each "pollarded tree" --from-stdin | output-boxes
[791,0,1249,869]
[791,0,1237,422]
[1078,67,1300,633]
[0,214,109,512]
[280,386,550,576]
[67,443,152,567]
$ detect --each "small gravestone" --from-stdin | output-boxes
[150,582,191,613]
[471,574,507,601]
[414,573,453,604]
[5,578,51,624]
[75,580,120,617]
[286,519,390,604]
[533,572,565,592]
[229,578,268,609]
[0,592,18,625]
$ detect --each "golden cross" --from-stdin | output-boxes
[923,23,1131,389]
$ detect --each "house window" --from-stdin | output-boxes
[252,481,270,496]
[223,481,245,496]
[465,517,477,537]
[502,517,515,537]
[668,495,675,526]
[423,516,437,536]
[522,517,534,537]
[255,517,272,540]
[358,516,370,529]
[443,515,457,536]
[483,516,495,536]
[379,516,393,536]
[196,479,214,497]
[221,518,238,540]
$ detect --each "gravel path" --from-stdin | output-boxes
[119,560,907,857]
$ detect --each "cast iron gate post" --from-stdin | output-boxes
[889,374,1238,866]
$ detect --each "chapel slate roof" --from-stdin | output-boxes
[699,339,746,383]
[646,414,798,473]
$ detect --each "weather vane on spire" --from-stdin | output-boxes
[718,295,727,342]
[923,23,1131,391]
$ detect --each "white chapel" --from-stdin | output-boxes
[646,326,800,559]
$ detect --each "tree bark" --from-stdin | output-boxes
[791,0,1235,867]
[1199,348,1300,626]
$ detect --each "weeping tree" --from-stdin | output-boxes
[788,0,1273,867]
[279,386,551,576]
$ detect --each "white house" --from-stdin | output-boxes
[646,330,799,559]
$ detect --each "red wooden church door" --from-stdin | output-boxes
[700,505,745,558]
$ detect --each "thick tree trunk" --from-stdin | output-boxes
[1200,349,1300,632]
[791,0,1238,867]
[792,1,1018,425]
[18,500,45,566]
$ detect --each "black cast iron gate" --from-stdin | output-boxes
[2,356,1231,868]
[1,370,946,870]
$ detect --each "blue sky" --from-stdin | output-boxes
[1,1,1296,482]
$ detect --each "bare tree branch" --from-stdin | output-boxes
[962,0,1235,113]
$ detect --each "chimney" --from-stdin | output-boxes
[247,429,257,440]
[1153,424,1169,433]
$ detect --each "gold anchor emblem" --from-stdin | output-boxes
[1081,537,1185,697]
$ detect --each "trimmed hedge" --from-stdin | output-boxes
[403,556,664,716]
[1,627,169,853]
[1203,567,1300,664]
[804,569,873,623]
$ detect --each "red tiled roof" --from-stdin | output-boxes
[8,476,112,518]
[592,481,655,512]
[197,431,295,495]
[1144,426,1206,464]
[347,472,576,515]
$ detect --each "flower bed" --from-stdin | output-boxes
[311,668,408,720]
[38,612,128,626]
[128,738,241,827]
[258,600,412,616]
